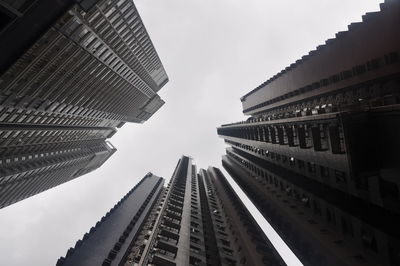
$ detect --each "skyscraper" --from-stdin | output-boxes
[57,172,164,266]
[58,156,285,266]
[218,1,400,265]
[0,0,168,208]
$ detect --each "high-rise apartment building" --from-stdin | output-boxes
[56,172,164,266]
[58,156,285,266]
[218,1,400,266]
[0,0,168,208]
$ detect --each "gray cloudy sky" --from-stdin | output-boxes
[0,1,383,265]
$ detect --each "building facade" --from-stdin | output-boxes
[0,138,116,209]
[57,173,165,266]
[0,0,168,208]
[58,156,284,266]
[218,1,400,266]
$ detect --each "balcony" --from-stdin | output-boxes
[167,203,182,213]
[169,198,184,208]
[151,252,176,266]
[165,210,181,221]
[170,193,184,202]
[157,234,179,246]
[156,239,178,255]
[159,228,179,241]
[162,218,181,231]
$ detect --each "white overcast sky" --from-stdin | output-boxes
[0,1,383,265]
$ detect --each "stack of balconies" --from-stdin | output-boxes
[188,168,206,266]
[218,114,350,194]
[198,169,239,266]
[218,2,400,265]
[147,157,191,266]
[206,167,285,266]
[223,149,400,266]
[0,0,169,209]
[0,140,116,208]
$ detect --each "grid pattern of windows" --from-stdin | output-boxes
[0,0,168,209]
[0,137,115,208]
[224,148,400,266]
[0,127,114,147]
[243,51,400,116]
[136,157,284,266]
[0,140,115,208]
[0,0,168,124]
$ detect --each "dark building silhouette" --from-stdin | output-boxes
[57,173,164,266]
[218,1,400,265]
[58,156,285,266]
[0,0,168,208]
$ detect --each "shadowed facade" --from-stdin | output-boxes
[218,1,400,265]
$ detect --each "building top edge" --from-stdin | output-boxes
[240,1,389,102]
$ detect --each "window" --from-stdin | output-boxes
[190,245,201,254]
[298,160,305,170]
[320,166,330,178]
[361,230,378,252]
[189,256,203,266]
[190,236,200,244]
[308,162,316,175]
[220,238,230,246]
[335,170,347,183]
